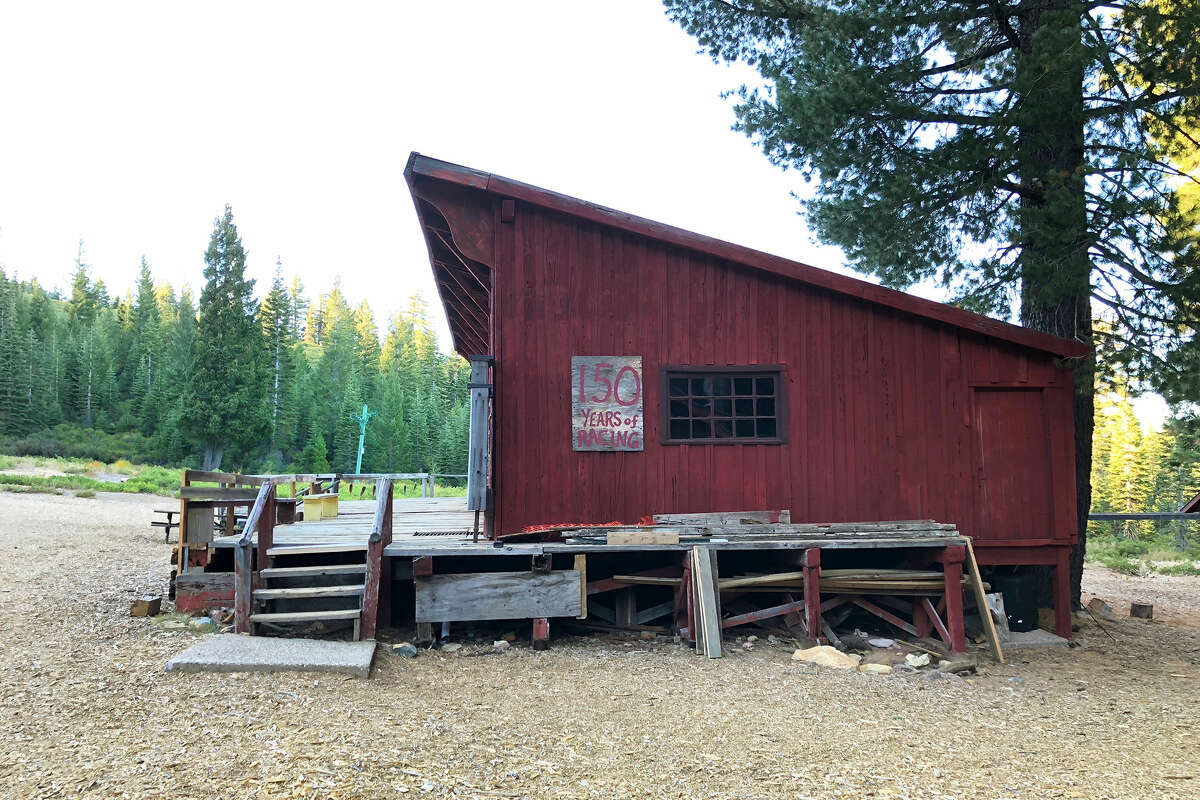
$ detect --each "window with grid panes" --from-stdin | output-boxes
[661,367,786,444]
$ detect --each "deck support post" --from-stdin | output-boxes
[532,617,550,650]
[361,539,382,640]
[803,548,822,643]
[937,545,968,653]
[614,588,636,627]
[1054,545,1072,638]
[913,598,933,639]
[673,553,692,633]
[233,544,251,634]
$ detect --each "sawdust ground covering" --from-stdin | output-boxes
[1,491,1198,800]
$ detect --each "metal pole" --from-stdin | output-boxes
[352,404,375,474]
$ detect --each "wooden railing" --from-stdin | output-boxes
[360,477,394,640]
[233,481,275,634]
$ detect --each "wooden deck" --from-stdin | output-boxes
[212,495,965,558]
[212,497,477,555]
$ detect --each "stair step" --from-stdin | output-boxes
[267,543,368,557]
[260,564,366,579]
[249,609,361,623]
[254,584,364,600]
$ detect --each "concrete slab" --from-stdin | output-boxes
[999,628,1069,650]
[165,635,377,677]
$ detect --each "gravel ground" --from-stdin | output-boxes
[1084,565,1200,628]
[1,490,1198,800]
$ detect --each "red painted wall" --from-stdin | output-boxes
[488,201,1077,555]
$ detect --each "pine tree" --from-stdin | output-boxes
[665,0,1200,603]
[128,257,163,432]
[261,259,297,452]
[180,206,270,470]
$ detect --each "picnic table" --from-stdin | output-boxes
[152,508,179,542]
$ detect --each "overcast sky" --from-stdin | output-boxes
[0,1,1169,424]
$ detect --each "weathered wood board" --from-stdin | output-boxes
[572,356,643,451]
[415,571,583,622]
[606,529,681,545]
[175,571,235,614]
[653,510,791,525]
[186,506,214,545]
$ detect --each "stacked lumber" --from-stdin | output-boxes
[715,569,979,595]
[562,518,960,545]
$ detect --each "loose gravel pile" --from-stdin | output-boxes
[1,491,1198,799]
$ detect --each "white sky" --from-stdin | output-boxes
[0,1,1171,427]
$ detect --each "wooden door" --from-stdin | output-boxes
[972,388,1054,542]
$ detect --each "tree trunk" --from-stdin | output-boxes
[1015,2,1093,607]
[202,444,224,472]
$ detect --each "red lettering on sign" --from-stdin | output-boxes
[614,365,641,406]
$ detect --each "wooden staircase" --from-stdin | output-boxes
[250,549,370,638]
[234,477,393,642]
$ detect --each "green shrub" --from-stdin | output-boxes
[1156,562,1200,577]
[1096,554,1142,574]
[0,424,159,464]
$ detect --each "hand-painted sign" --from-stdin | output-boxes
[572,356,643,451]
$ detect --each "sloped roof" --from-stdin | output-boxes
[404,152,1090,359]
[1182,490,1200,514]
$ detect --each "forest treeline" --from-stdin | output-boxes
[1091,386,1200,538]
[0,206,469,474]
[1,206,1198,518]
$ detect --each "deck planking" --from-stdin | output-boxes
[210,496,964,558]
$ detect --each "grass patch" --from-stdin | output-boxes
[1156,562,1200,577]
[1093,554,1143,574]
[0,467,180,497]
[0,454,16,470]
[75,489,97,499]
[1088,532,1200,576]
[0,483,60,495]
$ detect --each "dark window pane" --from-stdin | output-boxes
[665,369,783,444]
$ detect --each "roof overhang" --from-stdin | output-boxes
[404,152,1092,360]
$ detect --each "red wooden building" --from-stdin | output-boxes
[404,153,1088,637]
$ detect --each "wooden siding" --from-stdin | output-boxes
[491,201,1077,551]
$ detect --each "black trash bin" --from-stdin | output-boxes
[990,572,1038,632]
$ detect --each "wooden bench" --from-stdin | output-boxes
[152,508,179,542]
[303,493,339,522]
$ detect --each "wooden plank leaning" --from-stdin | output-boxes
[964,538,1004,663]
[690,546,722,658]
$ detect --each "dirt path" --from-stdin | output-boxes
[1084,565,1200,627]
[1,491,1198,800]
